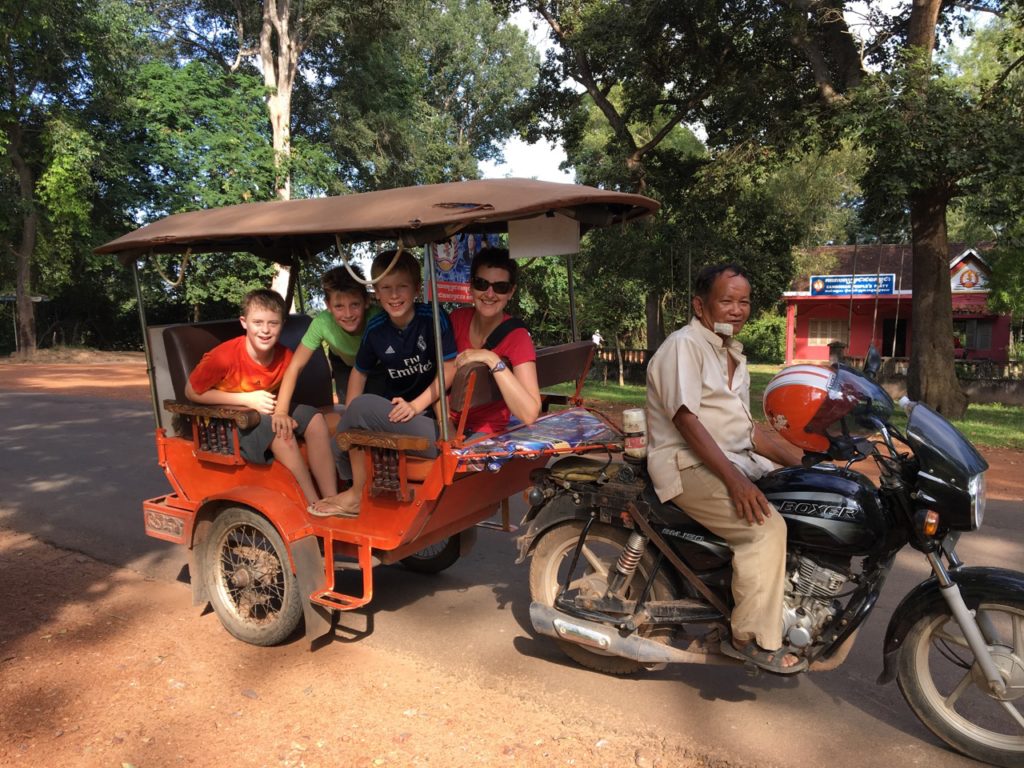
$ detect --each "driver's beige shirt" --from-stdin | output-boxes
[646,318,773,502]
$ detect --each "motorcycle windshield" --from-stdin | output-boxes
[905,403,988,483]
[905,403,987,529]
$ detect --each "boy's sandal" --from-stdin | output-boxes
[307,499,360,519]
[720,638,808,675]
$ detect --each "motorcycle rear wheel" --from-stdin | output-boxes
[897,599,1024,767]
[529,520,676,675]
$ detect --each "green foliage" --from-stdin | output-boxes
[36,118,98,252]
[764,141,867,247]
[132,60,277,213]
[667,150,799,318]
[574,223,664,349]
[513,256,573,345]
[736,310,786,364]
[853,51,1012,233]
[986,233,1024,316]
[306,0,537,189]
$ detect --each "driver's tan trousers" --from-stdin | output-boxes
[671,463,787,651]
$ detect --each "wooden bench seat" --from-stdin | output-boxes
[157,318,596,495]
[159,315,334,462]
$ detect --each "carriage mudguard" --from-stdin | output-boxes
[877,566,1024,685]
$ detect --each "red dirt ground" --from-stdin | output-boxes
[0,350,714,768]
[2,350,1020,768]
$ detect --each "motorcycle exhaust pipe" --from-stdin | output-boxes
[529,602,730,666]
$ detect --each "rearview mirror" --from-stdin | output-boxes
[864,343,882,380]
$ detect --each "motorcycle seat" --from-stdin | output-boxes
[640,482,709,532]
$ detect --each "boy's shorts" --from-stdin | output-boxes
[238,403,319,465]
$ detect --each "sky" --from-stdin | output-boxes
[479,136,574,184]
[478,9,575,185]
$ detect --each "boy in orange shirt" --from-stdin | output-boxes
[185,289,337,507]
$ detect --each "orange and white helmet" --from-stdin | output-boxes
[762,365,835,452]
[763,364,895,454]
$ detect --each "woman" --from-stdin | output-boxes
[450,247,541,435]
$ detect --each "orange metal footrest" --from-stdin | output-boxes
[307,534,375,612]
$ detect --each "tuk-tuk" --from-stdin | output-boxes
[96,178,659,647]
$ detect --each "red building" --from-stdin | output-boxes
[783,244,1011,365]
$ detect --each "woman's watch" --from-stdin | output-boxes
[490,360,508,374]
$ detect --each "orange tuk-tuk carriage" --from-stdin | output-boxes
[96,179,659,647]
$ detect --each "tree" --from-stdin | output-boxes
[945,15,1024,320]
[0,0,147,357]
[516,0,1023,416]
[152,0,399,299]
[835,2,1024,416]
[507,2,818,348]
[129,59,281,320]
[305,0,537,189]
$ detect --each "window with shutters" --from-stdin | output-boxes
[808,319,850,347]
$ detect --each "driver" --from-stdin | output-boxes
[645,263,805,674]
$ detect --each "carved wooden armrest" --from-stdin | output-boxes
[335,429,431,453]
[163,399,261,430]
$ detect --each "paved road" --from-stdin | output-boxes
[2,391,1020,767]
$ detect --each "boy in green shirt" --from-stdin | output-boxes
[272,265,380,439]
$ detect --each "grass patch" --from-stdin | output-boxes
[954,403,1024,451]
[549,380,646,404]
[562,363,1024,451]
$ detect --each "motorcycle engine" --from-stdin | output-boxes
[782,555,850,648]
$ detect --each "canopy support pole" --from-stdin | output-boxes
[133,259,162,430]
[567,253,578,342]
[892,245,906,358]
[425,244,450,441]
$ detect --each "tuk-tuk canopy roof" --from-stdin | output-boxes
[96,178,659,264]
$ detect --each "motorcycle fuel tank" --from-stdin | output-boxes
[757,465,888,556]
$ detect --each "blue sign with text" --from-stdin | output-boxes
[810,274,895,296]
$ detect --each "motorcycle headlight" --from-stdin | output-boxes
[968,472,986,529]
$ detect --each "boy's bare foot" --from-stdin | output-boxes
[308,490,361,518]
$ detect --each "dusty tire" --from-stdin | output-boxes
[203,507,303,647]
[529,520,676,675]
[896,599,1024,767]
[400,536,460,574]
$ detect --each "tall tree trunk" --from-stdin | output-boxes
[645,291,664,352]
[907,190,967,417]
[8,127,38,359]
[260,0,300,303]
[903,0,966,418]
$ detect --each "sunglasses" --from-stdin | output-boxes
[470,276,513,295]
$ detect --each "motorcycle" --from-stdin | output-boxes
[517,352,1024,767]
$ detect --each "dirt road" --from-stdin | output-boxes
[0,351,717,768]
[3,350,1021,768]
[0,527,719,768]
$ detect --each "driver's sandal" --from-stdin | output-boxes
[720,639,808,675]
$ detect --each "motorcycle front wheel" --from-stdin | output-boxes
[897,599,1024,767]
[529,520,676,675]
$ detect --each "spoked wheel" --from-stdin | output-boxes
[203,507,302,646]
[897,599,1024,767]
[529,520,676,675]
[400,536,461,574]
